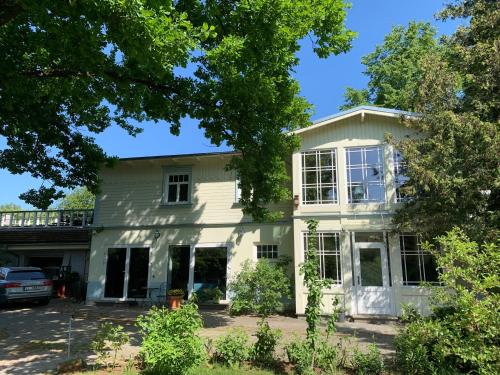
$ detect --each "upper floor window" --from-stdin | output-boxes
[393,150,410,202]
[165,172,191,204]
[400,234,439,285]
[303,232,342,285]
[301,149,338,205]
[346,146,385,203]
[256,244,278,260]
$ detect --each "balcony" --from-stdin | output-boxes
[0,209,94,229]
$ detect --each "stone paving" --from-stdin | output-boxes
[0,300,398,374]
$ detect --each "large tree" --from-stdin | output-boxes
[344,2,499,241]
[0,0,355,221]
[340,21,439,111]
[54,187,95,210]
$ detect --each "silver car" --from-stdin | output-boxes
[0,267,53,306]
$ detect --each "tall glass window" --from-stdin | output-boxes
[301,149,338,204]
[346,146,385,203]
[393,150,411,202]
[400,235,439,285]
[303,232,342,285]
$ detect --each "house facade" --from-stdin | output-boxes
[86,106,438,316]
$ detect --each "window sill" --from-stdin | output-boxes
[160,202,193,207]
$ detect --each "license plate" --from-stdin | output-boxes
[23,285,42,291]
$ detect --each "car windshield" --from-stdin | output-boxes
[6,271,46,281]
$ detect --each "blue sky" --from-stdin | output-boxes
[0,0,462,208]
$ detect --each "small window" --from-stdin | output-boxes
[303,232,342,285]
[256,245,278,260]
[165,173,191,204]
[235,175,241,203]
[355,232,384,243]
[400,234,439,285]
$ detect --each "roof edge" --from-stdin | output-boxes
[293,106,419,135]
[119,150,238,162]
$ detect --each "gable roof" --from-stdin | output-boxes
[293,105,418,135]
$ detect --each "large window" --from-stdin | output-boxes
[256,244,278,260]
[346,146,385,203]
[301,149,338,204]
[303,232,342,285]
[165,173,191,204]
[400,235,439,285]
[393,150,410,202]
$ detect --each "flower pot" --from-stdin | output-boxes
[167,295,183,309]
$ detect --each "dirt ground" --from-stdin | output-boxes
[0,300,398,375]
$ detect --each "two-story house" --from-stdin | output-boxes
[86,106,438,316]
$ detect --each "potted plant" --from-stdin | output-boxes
[167,289,184,309]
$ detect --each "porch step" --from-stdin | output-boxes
[347,315,398,323]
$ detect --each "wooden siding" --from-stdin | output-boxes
[96,155,292,227]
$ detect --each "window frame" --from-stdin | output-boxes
[301,148,339,205]
[399,234,439,286]
[345,146,386,204]
[162,168,192,205]
[255,244,279,260]
[393,150,411,203]
[303,231,342,286]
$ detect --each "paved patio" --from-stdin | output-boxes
[0,300,398,374]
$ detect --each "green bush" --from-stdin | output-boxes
[214,329,250,367]
[228,259,291,317]
[198,287,224,303]
[316,340,338,374]
[351,343,384,375]
[90,321,129,369]
[400,303,422,324]
[136,303,206,375]
[394,229,500,375]
[285,338,313,375]
[251,320,282,367]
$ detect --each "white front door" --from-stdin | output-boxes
[353,242,393,315]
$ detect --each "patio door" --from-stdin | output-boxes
[193,246,228,299]
[353,237,393,315]
[104,247,150,299]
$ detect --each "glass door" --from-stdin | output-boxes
[104,247,150,299]
[353,235,393,315]
[193,246,228,299]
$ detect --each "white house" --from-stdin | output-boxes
[85,106,438,316]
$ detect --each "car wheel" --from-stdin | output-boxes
[38,298,50,306]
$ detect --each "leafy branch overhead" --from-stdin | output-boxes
[0,0,355,220]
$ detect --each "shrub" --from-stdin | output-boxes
[351,343,384,375]
[198,287,224,303]
[400,303,422,324]
[394,229,500,374]
[316,340,338,374]
[90,322,129,369]
[285,338,313,375]
[228,258,291,317]
[251,319,282,367]
[214,328,250,367]
[136,303,205,375]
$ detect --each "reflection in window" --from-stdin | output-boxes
[303,232,342,285]
[393,150,411,202]
[346,146,385,203]
[301,149,338,204]
[400,235,439,285]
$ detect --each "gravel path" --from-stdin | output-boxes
[0,300,398,374]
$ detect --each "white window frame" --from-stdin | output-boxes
[399,234,439,286]
[345,146,386,203]
[235,175,241,203]
[255,244,279,260]
[303,231,342,285]
[162,168,192,205]
[301,149,338,205]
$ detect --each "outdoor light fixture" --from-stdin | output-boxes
[153,229,161,240]
[293,194,300,208]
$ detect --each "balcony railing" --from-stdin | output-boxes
[0,209,94,228]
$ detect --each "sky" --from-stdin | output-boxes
[0,0,463,208]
